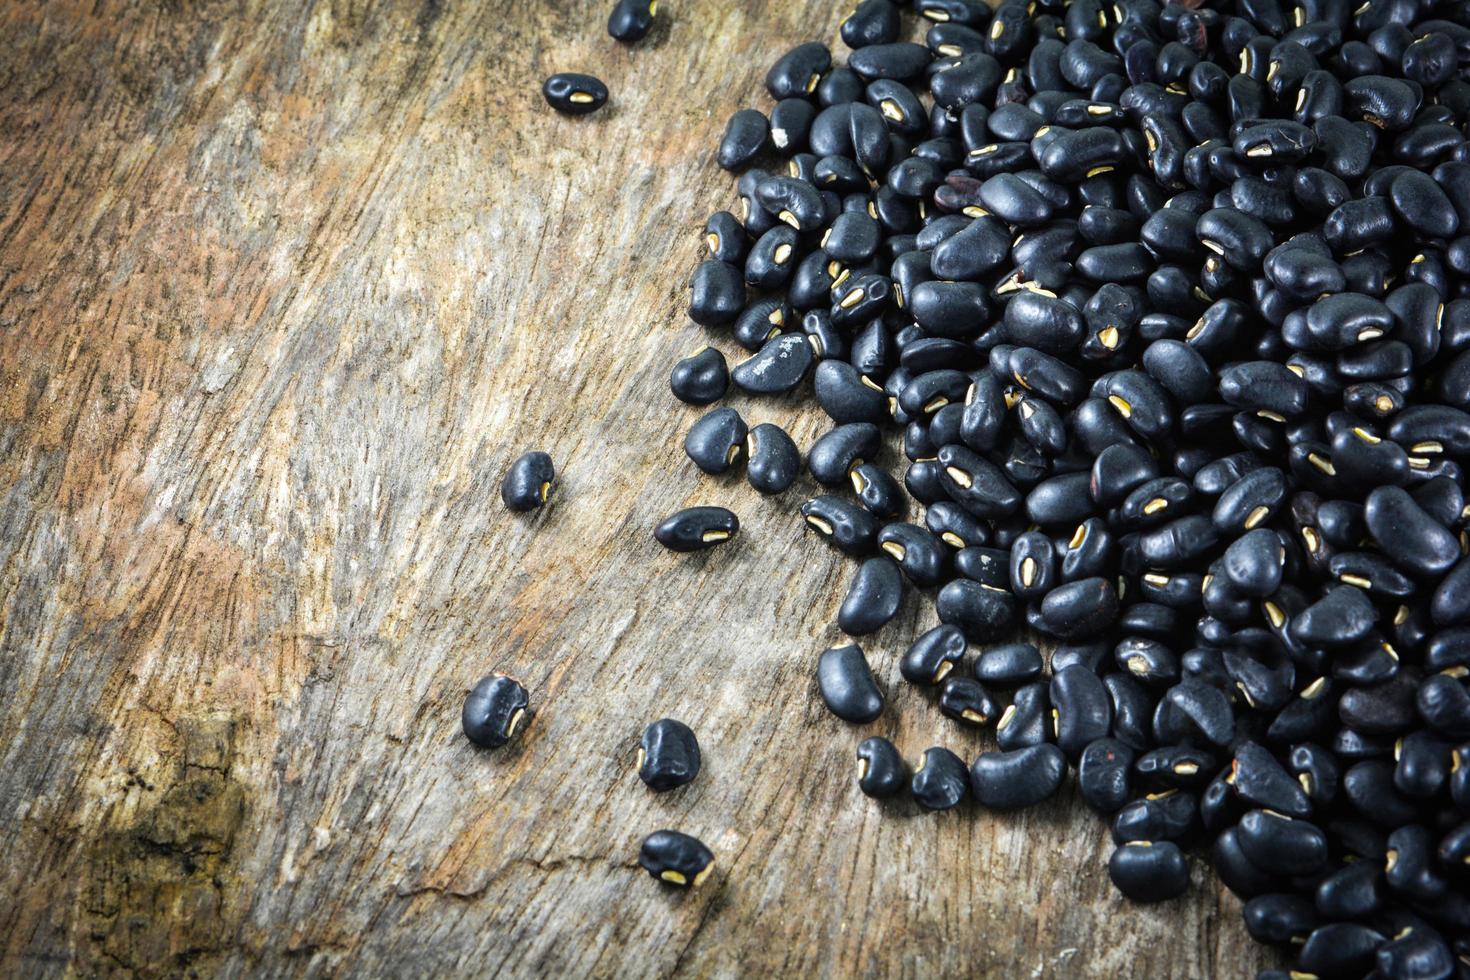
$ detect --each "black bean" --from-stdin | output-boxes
[607,0,656,42]
[817,643,885,723]
[670,347,729,406]
[900,623,967,685]
[688,259,745,326]
[766,42,831,100]
[1297,923,1387,978]
[937,578,1017,639]
[935,675,994,725]
[877,522,948,586]
[1078,738,1136,813]
[911,746,971,810]
[1039,577,1119,639]
[746,423,801,495]
[462,674,531,748]
[801,494,879,556]
[970,743,1067,809]
[972,642,1042,687]
[1051,664,1113,757]
[1108,841,1190,903]
[501,451,555,512]
[684,407,747,475]
[936,443,1022,517]
[808,422,881,488]
[638,719,701,791]
[731,333,813,395]
[542,72,608,115]
[1242,893,1319,947]
[850,42,934,83]
[1112,789,1198,844]
[1363,485,1460,579]
[856,736,909,798]
[839,557,905,635]
[654,506,739,552]
[843,0,902,50]
[638,830,714,888]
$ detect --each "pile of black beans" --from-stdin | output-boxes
[669,0,1470,974]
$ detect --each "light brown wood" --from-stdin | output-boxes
[0,1,1274,975]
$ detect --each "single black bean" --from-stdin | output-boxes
[542,73,608,115]
[501,451,555,512]
[1106,835,1195,905]
[607,0,656,42]
[638,718,701,791]
[817,643,885,723]
[1078,738,1136,813]
[746,423,801,495]
[639,830,714,888]
[911,746,971,811]
[970,744,1067,809]
[688,259,745,326]
[939,676,997,726]
[900,623,967,686]
[801,494,879,556]
[856,736,908,797]
[731,333,812,395]
[670,347,729,406]
[839,557,904,635]
[462,674,531,748]
[654,506,739,552]
[684,407,747,474]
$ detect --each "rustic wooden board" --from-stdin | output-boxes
[0,0,1274,975]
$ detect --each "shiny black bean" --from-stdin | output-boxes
[637,718,701,792]
[939,676,997,726]
[801,495,879,556]
[1113,790,1198,844]
[746,423,801,495]
[938,577,1017,641]
[808,423,881,488]
[843,0,902,50]
[732,333,812,395]
[970,743,1066,809]
[850,42,934,83]
[688,260,746,326]
[878,522,948,586]
[1108,841,1190,903]
[839,557,904,635]
[670,347,729,406]
[501,451,555,512]
[901,624,968,686]
[998,683,1053,753]
[1079,738,1136,813]
[1040,577,1119,639]
[607,0,656,41]
[718,108,770,171]
[766,42,831,100]
[769,98,817,155]
[684,407,746,474]
[655,506,739,552]
[542,72,608,115]
[912,746,971,810]
[817,643,885,723]
[639,830,714,888]
[745,227,801,288]
[856,736,908,798]
[937,443,1022,517]
[462,673,531,748]
[1051,664,1113,757]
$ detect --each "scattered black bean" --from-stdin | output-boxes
[817,643,885,723]
[670,347,729,406]
[638,718,701,791]
[501,451,555,512]
[746,423,801,495]
[638,830,714,888]
[911,746,970,810]
[607,0,656,42]
[462,674,530,749]
[856,735,908,797]
[542,72,608,115]
[970,744,1067,809]
[654,506,738,552]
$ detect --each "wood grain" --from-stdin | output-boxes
[0,1,1274,975]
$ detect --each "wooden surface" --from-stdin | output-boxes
[0,1,1272,975]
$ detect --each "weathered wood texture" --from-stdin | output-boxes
[0,1,1273,975]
